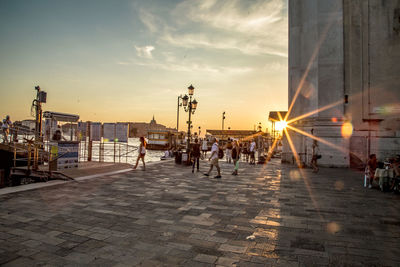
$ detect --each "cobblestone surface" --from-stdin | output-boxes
[0,159,399,266]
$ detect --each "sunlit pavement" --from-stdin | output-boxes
[0,159,399,266]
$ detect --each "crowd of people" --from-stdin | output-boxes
[365,154,400,192]
[364,154,400,193]
[133,135,269,177]
[197,137,267,179]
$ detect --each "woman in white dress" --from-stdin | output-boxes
[133,136,146,170]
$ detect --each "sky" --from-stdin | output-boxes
[0,0,288,133]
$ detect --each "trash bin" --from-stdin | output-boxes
[175,151,182,164]
[0,169,4,188]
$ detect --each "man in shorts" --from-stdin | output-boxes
[204,138,221,179]
[249,139,256,165]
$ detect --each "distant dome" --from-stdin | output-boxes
[150,115,157,125]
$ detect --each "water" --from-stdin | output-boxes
[1,135,164,165]
[127,138,164,163]
[79,138,164,165]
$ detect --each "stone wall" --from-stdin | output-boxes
[287,0,400,167]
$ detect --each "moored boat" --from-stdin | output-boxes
[146,130,171,150]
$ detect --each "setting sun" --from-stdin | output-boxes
[275,120,288,131]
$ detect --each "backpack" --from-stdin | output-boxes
[218,147,224,159]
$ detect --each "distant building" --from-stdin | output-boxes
[286,0,400,168]
[21,119,36,131]
[129,116,176,137]
[206,130,259,140]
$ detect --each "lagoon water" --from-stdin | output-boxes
[79,137,164,165]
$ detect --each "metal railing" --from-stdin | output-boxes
[7,138,139,175]
[11,139,48,171]
[79,140,138,164]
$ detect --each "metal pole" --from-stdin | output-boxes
[99,141,101,162]
[177,96,180,132]
[87,122,92,161]
[222,112,225,131]
[27,142,31,171]
[13,144,16,168]
[114,140,116,163]
[187,96,192,151]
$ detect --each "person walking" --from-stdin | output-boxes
[232,140,241,175]
[225,138,233,163]
[204,138,221,179]
[201,138,208,157]
[249,139,256,165]
[2,115,12,144]
[311,140,320,173]
[133,136,146,170]
[191,138,201,173]
[243,142,249,162]
[365,154,377,188]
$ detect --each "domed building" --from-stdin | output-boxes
[149,115,157,128]
[129,115,176,137]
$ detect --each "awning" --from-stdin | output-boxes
[268,111,288,121]
[43,111,80,122]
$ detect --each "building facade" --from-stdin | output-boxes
[284,0,400,167]
[129,116,176,137]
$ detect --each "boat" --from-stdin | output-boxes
[146,130,173,150]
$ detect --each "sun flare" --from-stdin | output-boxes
[275,120,287,131]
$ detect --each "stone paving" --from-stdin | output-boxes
[0,158,399,266]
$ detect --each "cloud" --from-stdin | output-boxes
[139,9,160,33]
[166,0,288,57]
[135,45,155,58]
[134,58,253,75]
[137,0,287,57]
[175,0,285,34]
[162,32,287,58]
[119,49,253,75]
[117,61,131,65]
[133,0,288,73]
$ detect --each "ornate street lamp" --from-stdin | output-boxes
[182,94,189,107]
[222,111,226,130]
[177,95,183,131]
[188,84,195,96]
[258,122,262,132]
[181,85,198,151]
[191,99,198,110]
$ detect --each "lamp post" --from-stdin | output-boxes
[222,111,226,130]
[177,95,183,132]
[181,84,198,151]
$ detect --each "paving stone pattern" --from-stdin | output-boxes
[0,159,399,266]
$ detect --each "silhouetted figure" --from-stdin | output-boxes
[191,138,201,173]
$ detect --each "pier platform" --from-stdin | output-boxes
[0,159,399,266]
[11,161,132,179]
[2,162,133,195]
[53,161,132,179]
